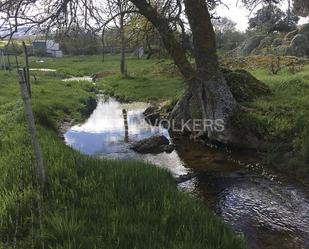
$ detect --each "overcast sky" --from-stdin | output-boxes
[216,0,309,31]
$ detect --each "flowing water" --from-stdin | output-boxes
[64,95,309,249]
[62,76,94,82]
[29,68,57,72]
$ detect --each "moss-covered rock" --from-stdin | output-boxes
[222,68,270,102]
[240,35,266,56]
[272,38,283,47]
[284,30,298,41]
[299,23,309,38]
[236,24,309,57]
[289,34,309,57]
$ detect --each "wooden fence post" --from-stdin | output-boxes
[122,109,129,143]
[22,42,31,97]
[18,69,46,187]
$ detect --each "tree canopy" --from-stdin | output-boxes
[248,4,299,33]
[293,0,309,17]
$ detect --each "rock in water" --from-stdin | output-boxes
[130,135,174,154]
[143,106,158,116]
[162,144,176,153]
[175,172,198,184]
[143,106,160,125]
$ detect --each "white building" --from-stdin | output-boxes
[33,40,63,58]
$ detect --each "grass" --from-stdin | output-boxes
[0,56,245,248]
[27,55,184,102]
[18,55,309,179]
[43,54,308,180]
[234,65,309,179]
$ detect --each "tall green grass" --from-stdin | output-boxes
[245,65,309,178]
[6,55,309,175]
[0,58,245,248]
[27,55,184,102]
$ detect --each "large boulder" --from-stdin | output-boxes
[222,68,270,102]
[259,37,273,48]
[130,135,175,154]
[289,34,309,57]
[273,45,290,56]
[298,23,309,38]
[143,106,161,125]
[284,30,299,41]
[252,36,273,55]
[236,24,309,57]
[272,38,283,47]
[240,35,266,56]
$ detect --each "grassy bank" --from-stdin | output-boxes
[245,65,309,179]
[28,55,184,102]
[25,55,309,180]
[0,60,244,248]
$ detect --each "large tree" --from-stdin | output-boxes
[128,0,241,145]
[105,0,132,77]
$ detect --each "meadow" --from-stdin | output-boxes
[0,55,245,248]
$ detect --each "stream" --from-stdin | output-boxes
[64,95,309,249]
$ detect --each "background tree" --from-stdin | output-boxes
[125,15,162,59]
[0,0,301,146]
[293,0,309,17]
[55,27,100,55]
[248,4,299,34]
[213,17,245,51]
[104,0,133,77]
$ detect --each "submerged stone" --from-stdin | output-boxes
[130,135,173,154]
[143,106,161,125]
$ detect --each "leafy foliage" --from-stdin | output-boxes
[213,17,246,51]
[221,55,306,75]
[248,4,299,33]
[293,0,309,17]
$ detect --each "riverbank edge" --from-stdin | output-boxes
[0,81,246,248]
[99,84,309,186]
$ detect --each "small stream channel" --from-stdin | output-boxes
[64,94,309,249]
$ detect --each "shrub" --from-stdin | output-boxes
[220,55,306,75]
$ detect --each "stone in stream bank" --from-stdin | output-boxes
[143,106,161,125]
[130,135,176,154]
[142,68,270,150]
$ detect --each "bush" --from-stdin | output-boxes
[220,55,306,75]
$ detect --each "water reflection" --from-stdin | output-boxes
[64,95,309,249]
[64,95,186,176]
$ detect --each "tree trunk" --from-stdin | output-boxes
[182,0,240,143]
[130,0,242,145]
[120,13,127,77]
